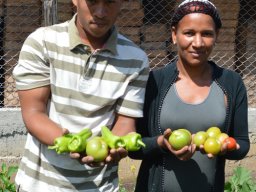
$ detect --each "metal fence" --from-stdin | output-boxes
[0,0,256,108]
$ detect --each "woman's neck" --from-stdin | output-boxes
[177,60,212,85]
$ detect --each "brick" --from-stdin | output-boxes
[119,28,141,43]
[116,9,144,27]
[4,75,19,107]
[121,0,142,10]
[57,2,73,13]
[141,24,170,42]
[57,0,72,3]
[6,6,41,16]
[141,41,167,50]
[5,25,38,33]
[4,40,22,51]
[149,56,170,68]
[5,32,30,41]
[5,16,41,26]
[222,20,238,28]
[0,7,3,16]
[213,43,235,51]
[6,0,40,6]
[58,12,73,22]
[146,49,167,58]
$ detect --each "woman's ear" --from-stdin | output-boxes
[171,26,177,45]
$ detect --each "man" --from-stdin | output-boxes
[13,0,149,191]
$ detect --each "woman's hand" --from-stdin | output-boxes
[198,141,240,159]
[158,128,196,161]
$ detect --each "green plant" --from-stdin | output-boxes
[119,184,128,192]
[0,163,18,192]
[225,166,256,192]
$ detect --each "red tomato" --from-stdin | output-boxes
[224,137,237,151]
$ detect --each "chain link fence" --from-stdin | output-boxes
[0,0,255,108]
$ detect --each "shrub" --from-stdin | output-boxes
[0,163,18,192]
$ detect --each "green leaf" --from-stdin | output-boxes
[1,164,7,174]
[6,166,18,179]
[241,182,252,192]
[225,166,256,192]
[224,181,232,191]
[234,167,251,186]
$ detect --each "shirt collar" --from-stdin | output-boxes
[68,14,118,55]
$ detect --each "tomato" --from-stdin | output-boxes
[168,129,192,150]
[206,127,221,138]
[224,137,237,151]
[86,136,109,162]
[216,133,229,144]
[204,137,221,155]
[193,131,208,148]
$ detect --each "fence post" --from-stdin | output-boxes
[0,16,4,107]
[43,0,58,26]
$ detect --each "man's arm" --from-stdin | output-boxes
[18,86,64,146]
[111,113,137,136]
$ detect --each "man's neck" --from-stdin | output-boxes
[76,20,111,51]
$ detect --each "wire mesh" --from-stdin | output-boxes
[0,0,256,108]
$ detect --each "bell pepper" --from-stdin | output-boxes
[48,133,74,154]
[101,126,125,149]
[68,128,92,153]
[122,132,146,151]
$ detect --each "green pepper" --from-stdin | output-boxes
[122,132,146,151]
[68,128,92,153]
[101,126,125,149]
[48,133,74,154]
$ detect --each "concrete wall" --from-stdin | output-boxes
[0,108,256,186]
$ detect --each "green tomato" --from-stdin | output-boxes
[206,127,221,138]
[216,133,229,145]
[204,137,221,155]
[168,129,192,150]
[193,131,208,148]
[86,136,109,162]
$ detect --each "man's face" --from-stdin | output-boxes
[73,0,123,38]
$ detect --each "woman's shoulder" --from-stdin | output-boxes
[150,61,176,77]
[211,61,242,80]
[211,61,245,91]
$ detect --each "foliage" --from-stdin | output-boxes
[119,185,128,192]
[0,163,18,192]
[225,166,256,192]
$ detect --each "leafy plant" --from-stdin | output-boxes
[225,166,256,192]
[119,185,128,192]
[0,163,18,192]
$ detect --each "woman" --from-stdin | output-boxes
[130,0,250,191]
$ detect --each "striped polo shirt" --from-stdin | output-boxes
[13,14,149,192]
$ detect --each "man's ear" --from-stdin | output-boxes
[215,29,220,43]
[72,0,77,7]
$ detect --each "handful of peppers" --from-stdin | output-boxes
[48,128,92,154]
[48,126,146,159]
[101,126,146,151]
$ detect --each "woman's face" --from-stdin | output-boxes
[172,13,218,67]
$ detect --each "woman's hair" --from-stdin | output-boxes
[171,0,222,29]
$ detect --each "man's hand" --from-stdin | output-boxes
[70,147,128,167]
